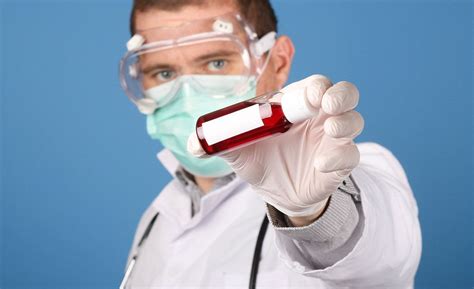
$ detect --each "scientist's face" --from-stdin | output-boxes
[133,0,295,95]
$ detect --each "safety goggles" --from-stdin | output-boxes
[119,13,276,114]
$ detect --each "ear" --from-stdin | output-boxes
[269,35,295,89]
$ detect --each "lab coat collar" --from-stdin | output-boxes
[155,149,247,234]
[157,149,180,176]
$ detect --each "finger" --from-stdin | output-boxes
[314,144,360,173]
[281,74,332,109]
[309,169,353,200]
[187,131,210,159]
[324,111,364,139]
[321,81,359,115]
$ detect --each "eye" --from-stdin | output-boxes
[153,70,175,82]
[207,59,227,71]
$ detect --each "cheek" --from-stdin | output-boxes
[256,72,278,95]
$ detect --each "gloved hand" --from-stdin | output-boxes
[188,75,364,217]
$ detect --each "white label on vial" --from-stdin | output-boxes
[202,104,264,145]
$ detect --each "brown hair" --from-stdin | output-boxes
[129,0,278,38]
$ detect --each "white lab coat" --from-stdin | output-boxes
[125,142,422,288]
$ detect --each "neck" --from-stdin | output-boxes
[194,175,216,194]
[181,168,217,194]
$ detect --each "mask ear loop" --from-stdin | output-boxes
[255,47,274,83]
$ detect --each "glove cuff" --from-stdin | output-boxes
[266,189,358,242]
[266,197,329,218]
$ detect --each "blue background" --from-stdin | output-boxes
[0,0,472,288]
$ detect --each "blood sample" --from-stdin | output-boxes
[195,90,317,155]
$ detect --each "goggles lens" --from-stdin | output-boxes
[119,13,273,114]
[139,39,249,89]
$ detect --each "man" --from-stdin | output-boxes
[119,0,422,288]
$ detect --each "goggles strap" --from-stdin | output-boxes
[127,34,145,51]
[254,31,276,80]
[254,31,276,57]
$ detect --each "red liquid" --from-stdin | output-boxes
[196,101,293,155]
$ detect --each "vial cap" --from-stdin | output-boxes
[281,87,319,124]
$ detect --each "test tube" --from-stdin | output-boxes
[195,89,317,155]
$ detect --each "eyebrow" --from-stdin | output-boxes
[192,50,240,63]
[141,63,175,75]
[140,50,240,74]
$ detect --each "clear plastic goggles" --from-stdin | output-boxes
[119,13,276,114]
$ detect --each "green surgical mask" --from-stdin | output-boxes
[146,75,256,177]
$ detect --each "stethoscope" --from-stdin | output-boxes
[119,213,269,289]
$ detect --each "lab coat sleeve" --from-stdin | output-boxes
[267,143,422,288]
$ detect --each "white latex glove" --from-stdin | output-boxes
[188,75,364,217]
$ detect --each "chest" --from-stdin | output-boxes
[128,190,322,288]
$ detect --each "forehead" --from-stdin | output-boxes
[134,1,240,32]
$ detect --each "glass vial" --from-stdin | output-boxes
[195,89,316,155]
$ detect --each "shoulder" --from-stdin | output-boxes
[134,178,184,234]
[125,179,181,266]
[356,142,409,187]
[148,178,183,211]
[354,142,419,213]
